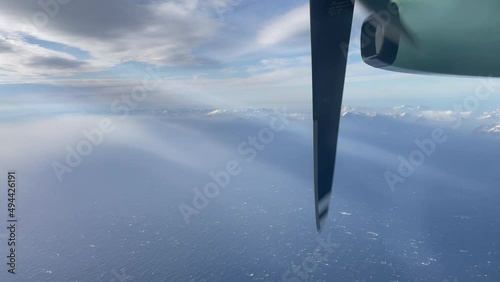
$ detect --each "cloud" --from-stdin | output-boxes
[0,34,97,78]
[256,3,310,46]
[27,56,86,69]
[0,43,13,53]
[0,0,241,79]
[246,56,311,73]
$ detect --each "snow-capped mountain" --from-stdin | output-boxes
[475,124,500,136]
[478,107,500,120]
[132,105,500,137]
[71,105,500,138]
[340,105,468,122]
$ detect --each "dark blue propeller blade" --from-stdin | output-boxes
[309,0,354,231]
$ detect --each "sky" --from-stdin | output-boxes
[1,2,500,280]
[1,0,500,113]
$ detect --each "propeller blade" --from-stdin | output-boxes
[309,0,354,231]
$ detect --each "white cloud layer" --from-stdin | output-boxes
[257,4,310,46]
[0,0,240,79]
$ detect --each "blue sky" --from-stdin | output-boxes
[0,0,499,113]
